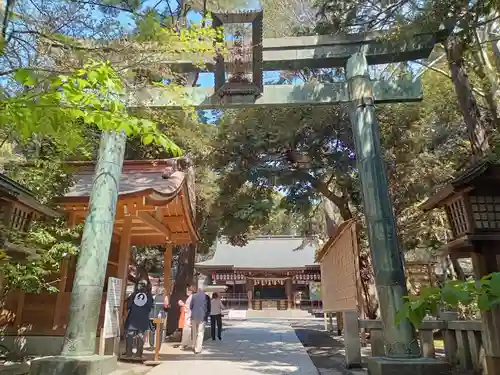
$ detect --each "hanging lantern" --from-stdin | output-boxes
[212,11,263,105]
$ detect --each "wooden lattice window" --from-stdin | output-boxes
[0,200,7,223]
[9,206,32,231]
[470,195,500,230]
[445,198,469,236]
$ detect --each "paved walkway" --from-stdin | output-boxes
[146,321,319,375]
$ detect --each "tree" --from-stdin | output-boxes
[209,60,469,317]
[313,0,498,160]
[0,0,225,311]
[0,0,226,161]
[0,221,82,295]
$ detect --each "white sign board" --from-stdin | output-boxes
[103,277,122,339]
[228,309,247,320]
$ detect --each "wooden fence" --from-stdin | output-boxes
[0,291,108,336]
[326,311,486,374]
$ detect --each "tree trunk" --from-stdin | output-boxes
[445,36,490,159]
[166,243,196,336]
[323,197,339,237]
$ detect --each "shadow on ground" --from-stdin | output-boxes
[293,326,361,375]
[145,321,318,375]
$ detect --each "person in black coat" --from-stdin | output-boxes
[124,279,153,358]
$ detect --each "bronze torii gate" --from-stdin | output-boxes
[34,10,451,375]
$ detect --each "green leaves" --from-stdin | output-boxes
[14,69,37,86]
[0,221,83,294]
[4,61,183,156]
[397,273,500,328]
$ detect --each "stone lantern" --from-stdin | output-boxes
[422,161,500,373]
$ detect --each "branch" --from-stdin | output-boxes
[70,0,135,14]
[411,59,486,97]
[297,170,352,220]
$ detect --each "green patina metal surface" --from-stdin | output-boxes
[61,131,126,357]
[166,30,447,73]
[347,52,419,358]
[128,79,423,109]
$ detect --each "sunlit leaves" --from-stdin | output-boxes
[397,273,500,328]
[2,61,183,156]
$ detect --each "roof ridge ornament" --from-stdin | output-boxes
[161,156,193,179]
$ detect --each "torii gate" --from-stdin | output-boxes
[40,10,451,375]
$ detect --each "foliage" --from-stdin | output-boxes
[0,220,83,294]
[0,0,226,162]
[396,273,500,329]
[6,160,75,205]
[210,67,467,252]
[2,61,183,155]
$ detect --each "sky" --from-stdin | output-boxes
[113,0,283,123]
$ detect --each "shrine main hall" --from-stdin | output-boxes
[196,236,322,311]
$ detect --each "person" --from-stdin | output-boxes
[190,287,210,354]
[210,292,225,341]
[179,285,193,350]
[124,279,153,358]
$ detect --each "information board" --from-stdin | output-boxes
[103,277,122,339]
[309,282,322,301]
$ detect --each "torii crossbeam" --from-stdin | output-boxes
[126,11,446,109]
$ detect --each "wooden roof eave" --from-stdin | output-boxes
[196,265,319,272]
[144,179,199,244]
[179,185,199,244]
[421,161,500,212]
[0,175,60,218]
[3,241,42,262]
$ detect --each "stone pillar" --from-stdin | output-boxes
[471,249,500,375]
[343,310,362,368]
[29,131,126,375]
[346,52,418,358]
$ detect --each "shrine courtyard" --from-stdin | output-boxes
[141,320,366,375]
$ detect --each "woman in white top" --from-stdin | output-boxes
[210,292,225,340]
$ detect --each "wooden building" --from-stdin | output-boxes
[0,173,59,261]
[0,158,198,356]
[196,236,321,311]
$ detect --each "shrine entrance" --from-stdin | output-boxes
[254,285,286,300]
[43,7,453,375]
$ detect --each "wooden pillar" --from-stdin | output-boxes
[471,249,500,375]
[117,216,132,327]
[285,278,292,309]
[163,242,173,297]
[52,212,77,329]
[246,278,253,309]
[336,312,344,335]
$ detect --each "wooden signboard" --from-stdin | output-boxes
[318,219,362,312]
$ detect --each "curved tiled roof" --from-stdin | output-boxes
[59,158,196,213]
[196,236,319,270]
